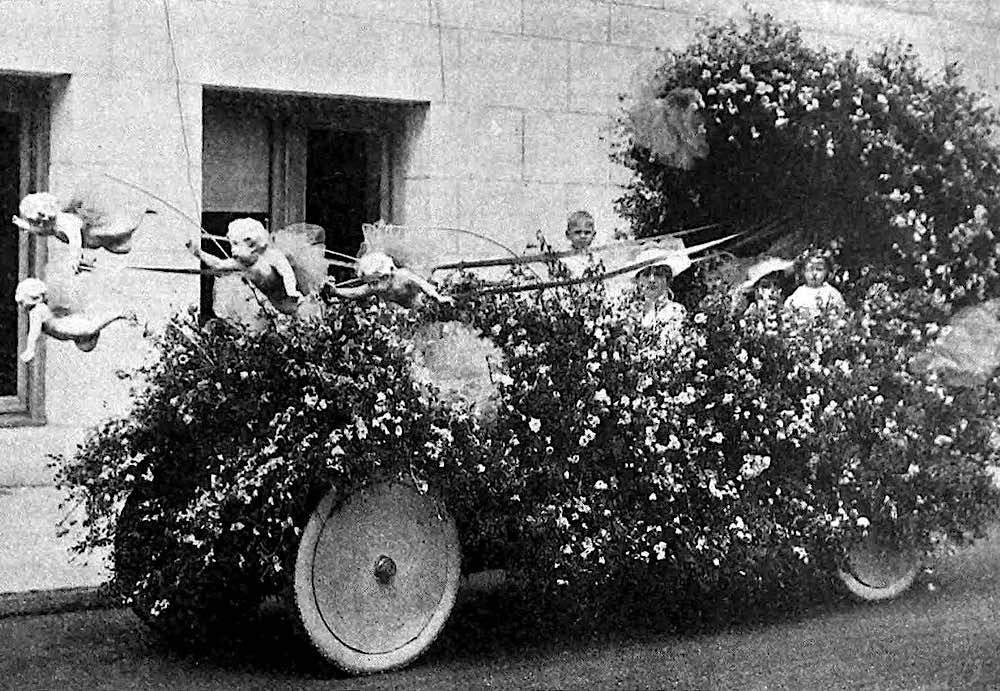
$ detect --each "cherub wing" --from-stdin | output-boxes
[361,222,523,280]
[44,263,92,316]
[625,86,709,171]
[61,175,155,251]
[64,176,151,223]
[271,222,328,296]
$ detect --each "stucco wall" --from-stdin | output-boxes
[0,0,997,484]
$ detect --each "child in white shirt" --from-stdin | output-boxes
[783,252,845,315]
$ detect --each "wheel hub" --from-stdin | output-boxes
[374,554,397,584]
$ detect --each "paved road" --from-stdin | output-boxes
[1,534,999,690]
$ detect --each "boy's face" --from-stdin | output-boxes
[636,270,671,298]
[566,218,595,250]
[755,280,779,301]
[803,259,828,288]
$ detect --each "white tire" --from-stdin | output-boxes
[837,532,919,602]
[293,481,461,675]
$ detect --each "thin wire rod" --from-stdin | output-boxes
[432,224,723,272]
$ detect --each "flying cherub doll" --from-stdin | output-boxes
[187,218,328,316]
[14,277,128,362]
[12,191,156,274]
[327,222,454,308]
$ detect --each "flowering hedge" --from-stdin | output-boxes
[55,281,1000,641]
[615,12,1000,306]
[461,282,1000,621]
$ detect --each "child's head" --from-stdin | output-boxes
[635,263,674,299]
[754,275,781,301]
[16,192,61,231]
[14,277,47,307]
[356,251,397,291]
[566,210,595,250]
[798,251,831,288]
[226,218,270,266]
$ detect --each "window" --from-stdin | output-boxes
[200,89,414,314]
[0,76,49,425]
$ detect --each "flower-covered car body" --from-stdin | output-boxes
[56,276,1000,650]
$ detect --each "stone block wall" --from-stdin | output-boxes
[0,0,997,482]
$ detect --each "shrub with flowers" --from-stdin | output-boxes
[55,303,496,642]
[615,12,1000,306]
[56,275,1000,643]
[458,281,1000,622]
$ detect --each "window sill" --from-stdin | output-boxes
[0,413,47,428]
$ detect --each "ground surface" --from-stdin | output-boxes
[1,532,999,690]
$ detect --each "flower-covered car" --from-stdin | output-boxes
[56,276,1000,675]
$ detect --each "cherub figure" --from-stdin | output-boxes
[12,192,155,274]
[783,251,846,315]
[328,251,452,308]
[187,218,305,315]
[15,277,127,362]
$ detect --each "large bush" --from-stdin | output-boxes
[615,12,1000,305]
[56,282,1000,640]
[56,304,494,641]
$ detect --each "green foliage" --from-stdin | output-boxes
[615,11,1000,306]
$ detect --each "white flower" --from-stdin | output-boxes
[856,516,870,528]
[942,140,955,154]
[739,64,754,80]
[593,389,611,405]
[653,541,668,560]
[740,454,771,480]
[594,480,608,491]
[528,417,542,433]
[985,464,1000,489]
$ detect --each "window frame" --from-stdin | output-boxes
[200,89,417,317]
[0,76,49,427]
[203,89,408,233]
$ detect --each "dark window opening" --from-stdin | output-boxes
[0,112,21,396]
[306,129,384,281]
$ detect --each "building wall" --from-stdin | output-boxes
[0,0,998,484]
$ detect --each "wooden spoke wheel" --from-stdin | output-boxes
[837,532,919,602]
[293,481,461,675]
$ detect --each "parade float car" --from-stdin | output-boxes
[51,218,1000,677]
